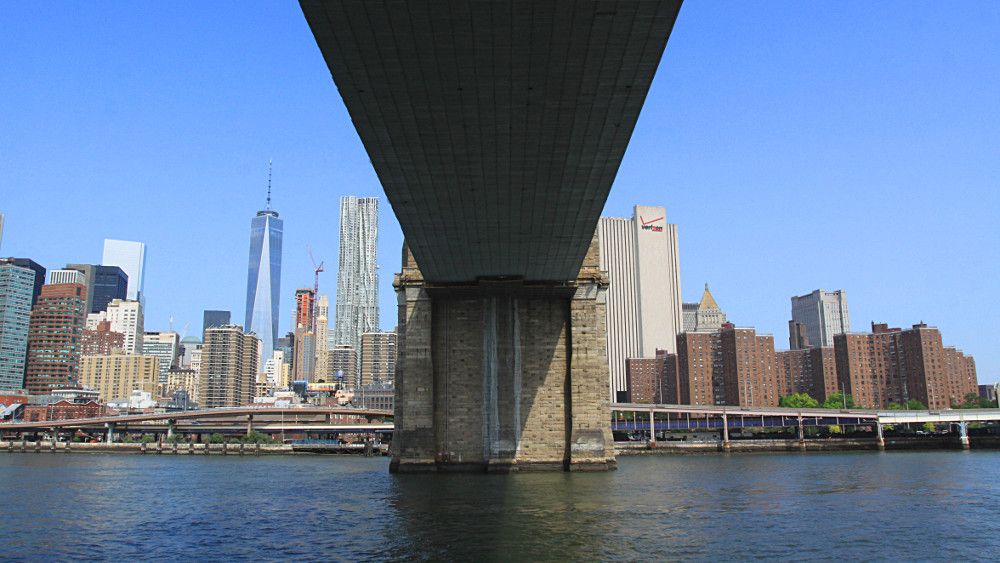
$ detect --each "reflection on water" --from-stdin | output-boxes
[1,451,998,561]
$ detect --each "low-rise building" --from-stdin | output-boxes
[22,399,105,422]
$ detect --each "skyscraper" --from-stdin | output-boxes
[332,196,379,384]
[91,265,128,313]
[790,289,850,349]
[102,239,147,303]
[597,205,682,402]
[24,282,88,394]
[7,259,45,307]
[244,179,283,368]
[0,260,36,390]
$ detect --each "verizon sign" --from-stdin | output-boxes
[640,215,664,232]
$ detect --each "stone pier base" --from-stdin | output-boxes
[390,238,615,473]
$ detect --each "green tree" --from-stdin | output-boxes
[821,392,857,409]
[905,399,926,410]
[779,393,820,408]
[166,434,187,444]
[139,435,156,444]
[888,403,904,410]
[955,393,983,409]
[241,431,273,444]
[207,433,226,444]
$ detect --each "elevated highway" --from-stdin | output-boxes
[0,407,393,443]
[612,404,1000,449]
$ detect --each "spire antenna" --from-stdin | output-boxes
[266,159,273,210]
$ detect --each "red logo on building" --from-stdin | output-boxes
[640,215,664,232]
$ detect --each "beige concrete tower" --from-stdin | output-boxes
[597,205,682,402]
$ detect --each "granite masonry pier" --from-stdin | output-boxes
[391,238,616,473]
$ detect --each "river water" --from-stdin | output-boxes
[1,451,997,561]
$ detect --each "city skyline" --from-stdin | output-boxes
[1,2,997,380]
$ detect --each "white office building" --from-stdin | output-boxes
[597,205,682,402]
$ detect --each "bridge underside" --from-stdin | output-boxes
[302,0,681,283]
[302,0,682,471]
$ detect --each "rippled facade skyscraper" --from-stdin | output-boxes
[332,196,379,386]
[244,194,283,367]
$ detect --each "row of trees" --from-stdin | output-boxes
[779,391,996,410]
[778,392,858,410]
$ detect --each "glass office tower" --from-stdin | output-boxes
[0,261,36,390]
[101,239,146,303]
[245,207,283,367]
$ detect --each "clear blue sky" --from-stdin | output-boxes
[2,2,997,382]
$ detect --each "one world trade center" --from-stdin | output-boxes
[245,168,283,366]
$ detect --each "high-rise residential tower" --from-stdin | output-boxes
[360,331,397,386]
[102,239,146,303]
[24,282,88,394]
[332,196,379,383]
[597,205,682,402]
[790,289,850,349]
[0,260,36,390]
[244,177,283,368]
[200,325,259,408]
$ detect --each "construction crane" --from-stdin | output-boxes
[307,244,325,332]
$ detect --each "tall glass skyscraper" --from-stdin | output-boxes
[332,196,379,386]
[101,239,146,303]
[245,195,283,367]
[0,260,36,390]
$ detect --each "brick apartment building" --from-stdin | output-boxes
[24,283,88,394]
[81,320,125,356]
[624,357,661,404]
[834,322,977,409]
[652,324,782,407]
[629,321,977,409]
[775,347,838,401]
